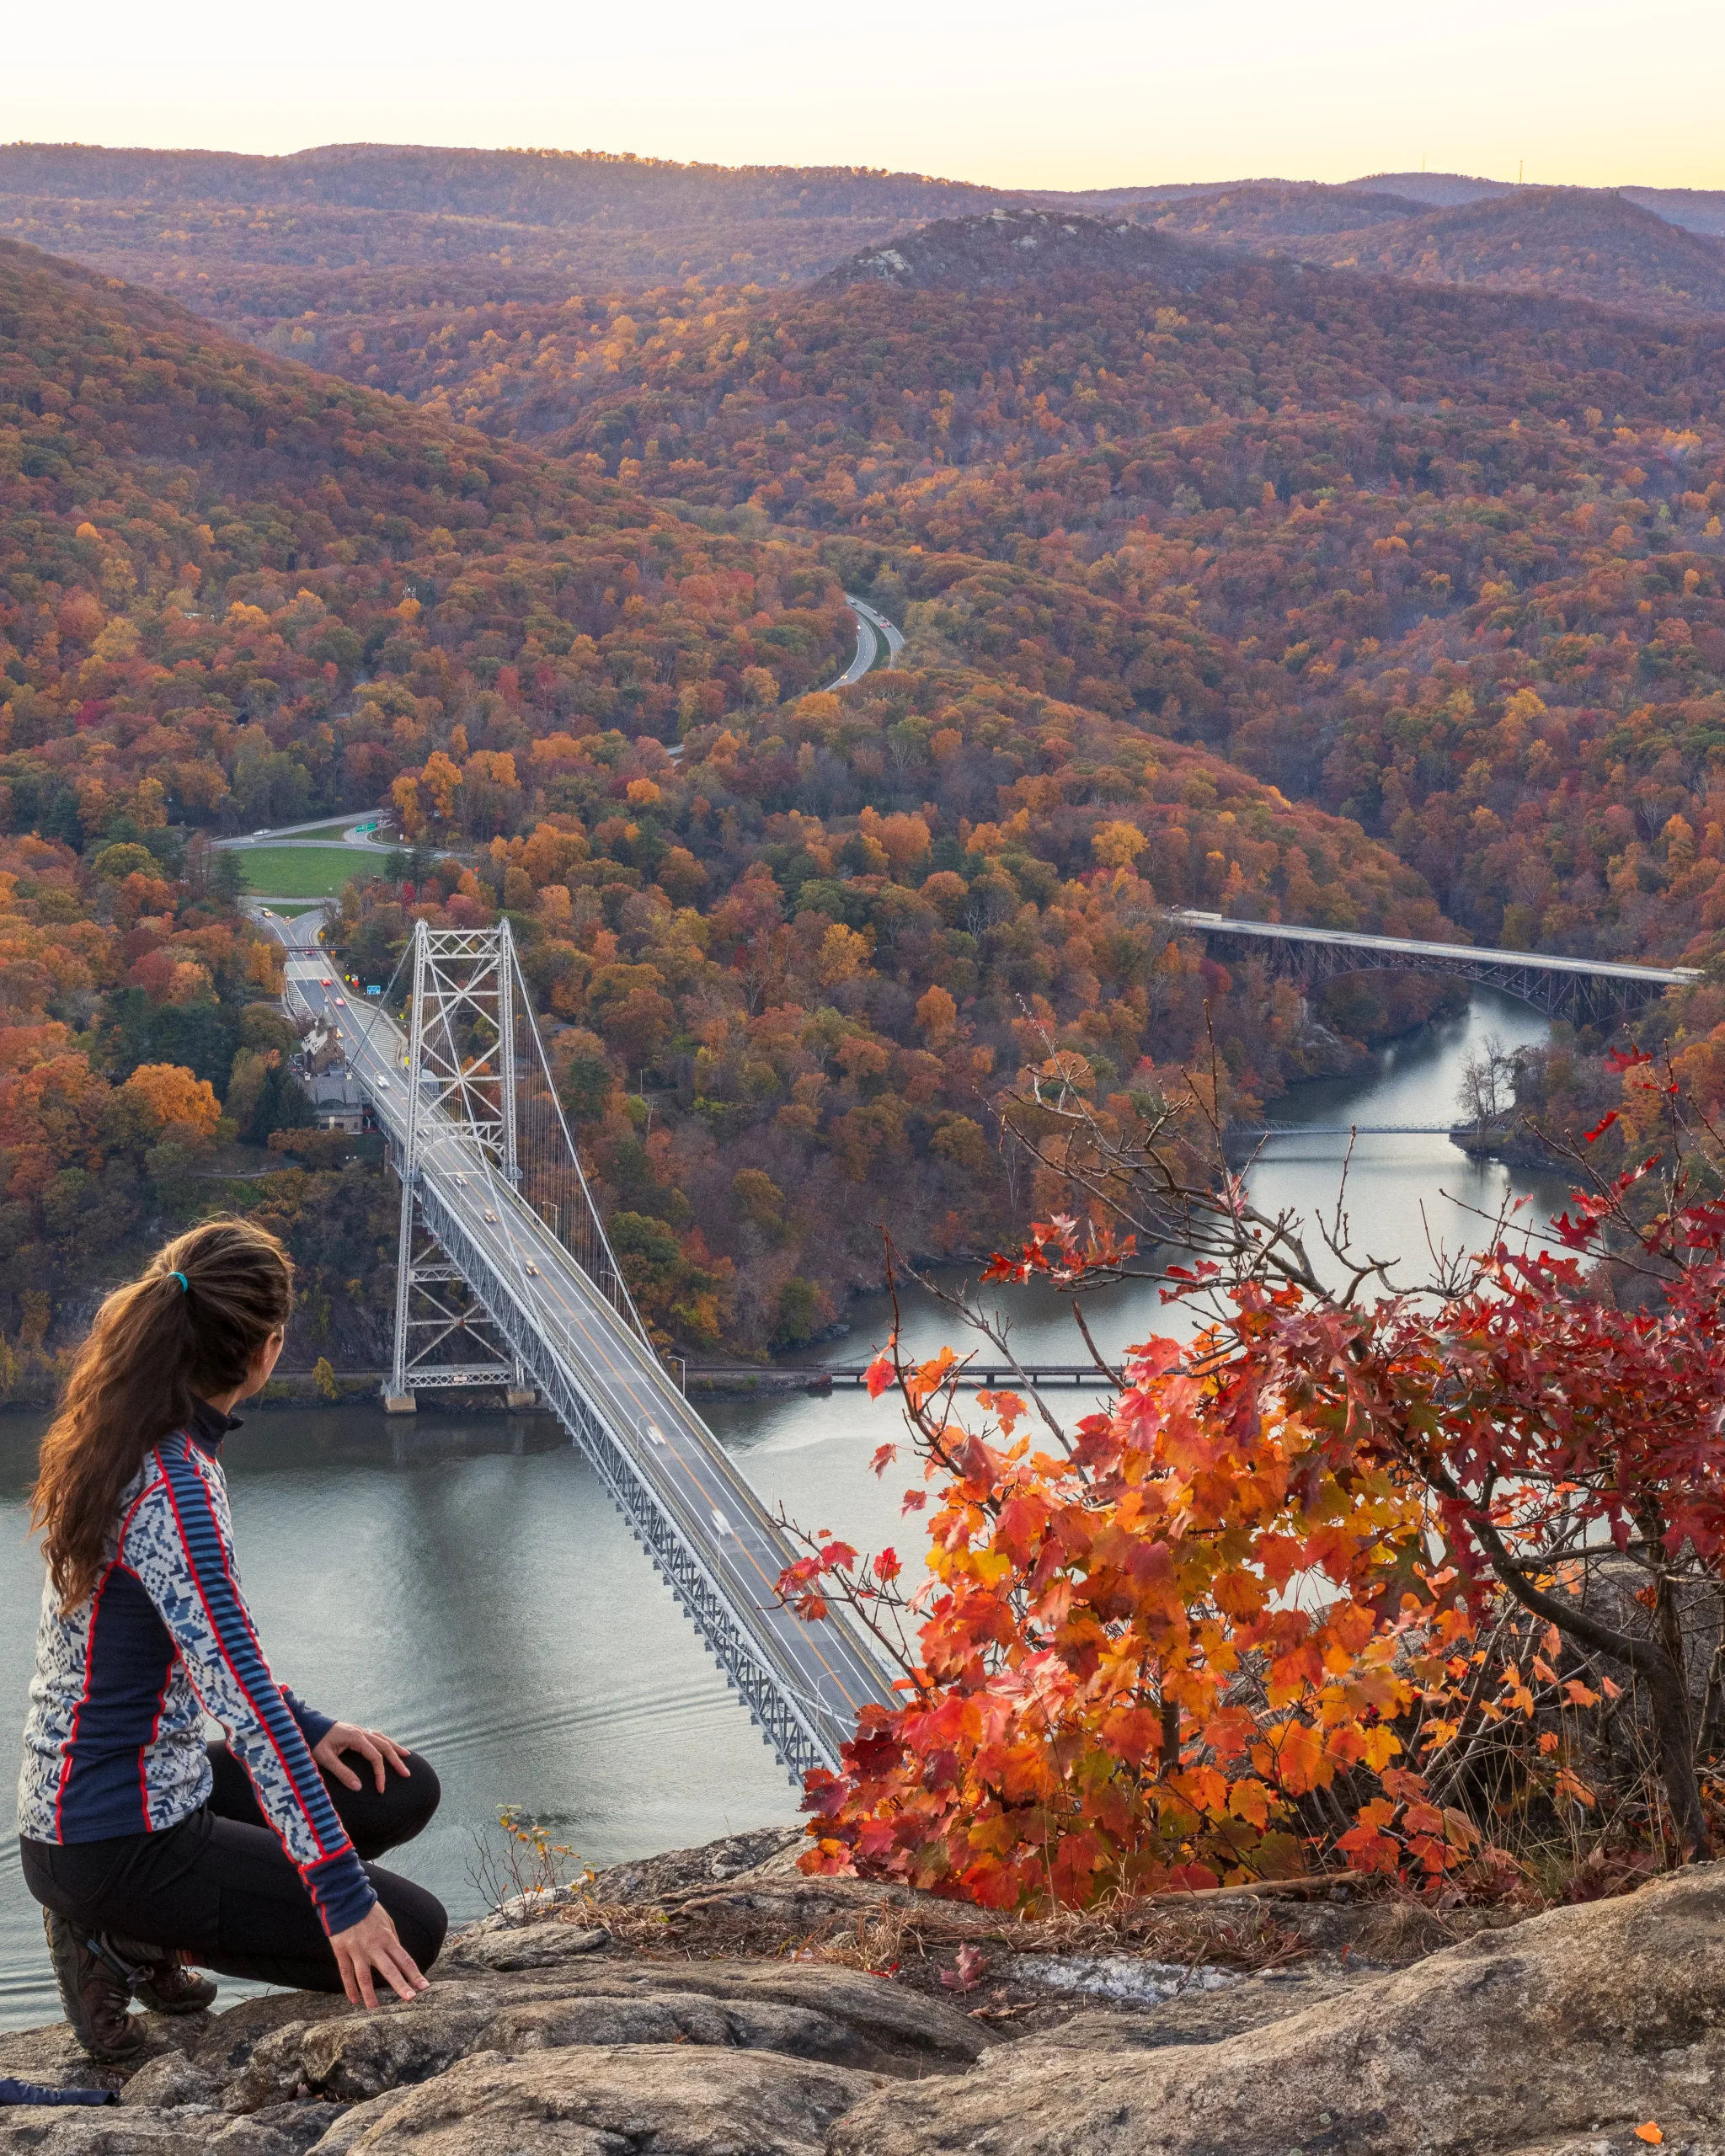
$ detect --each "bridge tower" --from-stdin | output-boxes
[385,920,639,1407]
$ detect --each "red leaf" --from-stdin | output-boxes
[1583,1111,1618,1144]
[864,1353,895,1400]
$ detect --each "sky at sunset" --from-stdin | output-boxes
[8,0,1724,194]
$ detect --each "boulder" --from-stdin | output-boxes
[444,1923,608,1974]
[305,2044,878,2154]
[224,1972,921,2109]
[830,1860,1725,2155]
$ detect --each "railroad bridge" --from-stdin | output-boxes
[1167,910,1699,1027]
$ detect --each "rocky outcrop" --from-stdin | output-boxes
[2,1839,1722,2153]
[834,1861,1725,2156]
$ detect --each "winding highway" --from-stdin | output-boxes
[826,594,905,687]
[255,909,892,1774]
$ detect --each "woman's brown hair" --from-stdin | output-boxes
[30,1219,293,1609]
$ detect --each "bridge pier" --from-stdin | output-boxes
[382,1390,417,1415]
[505,1386,540,1410]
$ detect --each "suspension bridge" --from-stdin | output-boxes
[1167,910,1701,1026]
[273,914,892,1780]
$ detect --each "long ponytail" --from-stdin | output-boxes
[29,1219,293,1609]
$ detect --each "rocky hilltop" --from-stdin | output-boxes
[820,209,1226,294]
[3,1830,1724,2153]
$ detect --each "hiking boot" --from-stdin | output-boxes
[41,1911,144,2063]
[118,1942,217,2017]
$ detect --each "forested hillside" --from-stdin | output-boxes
[1,237,1445,1366]
[1130,184,1725,318]
[12,136,1725,1362]
[266,214,1725,963]
[0,144,1011,328]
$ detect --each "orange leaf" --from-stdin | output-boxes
[864,1353,895,1400]
[1636,2126,1664,2146]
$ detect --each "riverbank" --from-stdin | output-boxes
[3,1828,1717,2155]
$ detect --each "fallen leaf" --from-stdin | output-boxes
[1636,2125,1664,2145]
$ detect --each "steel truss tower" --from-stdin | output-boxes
[388,923,522,1397]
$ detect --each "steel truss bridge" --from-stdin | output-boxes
[280,918,891,1780]
[1166,911,1700,1027]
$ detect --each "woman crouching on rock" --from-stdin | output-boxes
[16,1219,446,2060]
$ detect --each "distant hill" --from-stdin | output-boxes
[1311,187,1725,318]
[1349,172,1511,209]
[1092,183,1725,319]
[1622,186,1725,239]
[1118,181,1428,241]
[1338,171,1725,243]
[0,141,1015,313]
[820,207,1223,293]
[11,142,1725,344]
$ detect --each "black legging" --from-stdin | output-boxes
[19,1742,446,1993]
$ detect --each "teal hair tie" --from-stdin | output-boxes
[168,1270,189,1292]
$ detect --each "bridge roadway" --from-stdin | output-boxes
[1167,910,1699,988]
[264,911,892,1779]
[1167,910,1699,1024]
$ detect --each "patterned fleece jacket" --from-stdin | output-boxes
[16,1399,374,1935]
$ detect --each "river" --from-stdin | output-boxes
[0,988,1571,2028]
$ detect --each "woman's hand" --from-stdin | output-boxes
[313,1721,410,1793]
[329,1903,427,2009]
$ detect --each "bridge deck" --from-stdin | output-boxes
[1169,911,1698,987]
[278,929,890,1776]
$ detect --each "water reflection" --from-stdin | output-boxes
[0,990,1577,2028]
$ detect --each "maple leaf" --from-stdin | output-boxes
[940,1942,990,1992]
[1583,1110,1618,1143]
[1635,2126,1664,2146]
[864,1352,896,1400]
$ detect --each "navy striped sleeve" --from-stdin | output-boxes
[122,1439,375,1936]
[282,1689,337,1748]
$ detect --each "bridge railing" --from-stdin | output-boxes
[414,1172,874,1773]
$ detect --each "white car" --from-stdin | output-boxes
[374,1075,390,1090]
[711,1509,732,1537]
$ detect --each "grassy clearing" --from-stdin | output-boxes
[235,846,374,898]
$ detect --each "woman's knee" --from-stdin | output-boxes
[335,1748,440,1860]
[390,1750,440,1841]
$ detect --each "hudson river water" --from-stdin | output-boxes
[0,988,1569,2028]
